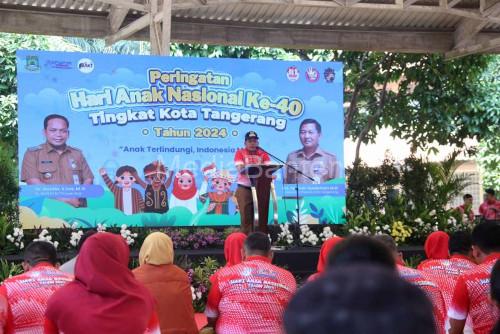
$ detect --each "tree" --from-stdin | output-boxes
[0,33,50,153]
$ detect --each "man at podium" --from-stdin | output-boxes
[234,131,270,234]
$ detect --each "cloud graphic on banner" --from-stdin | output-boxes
[24,88,68,115]
[304,96,341,115]
[97,68,147,88]
[233,72,277,93]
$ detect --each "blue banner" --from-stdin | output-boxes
[17,50,345,228]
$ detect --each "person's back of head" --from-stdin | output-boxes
[284,265,436,334]
[243,232,271,258]
[471,222,500,262]
[224,232,247,266]
[449,231,472,257]
[423,231,450,260]
[23,241,57,270]
[327,235,396,270]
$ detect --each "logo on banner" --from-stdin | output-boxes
[78,58,94,74]
[45,60,73,70]
[324,68,336,83]
[286,66,299,82]
[25,56,40,72]
[305,67,320,83]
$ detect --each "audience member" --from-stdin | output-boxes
[307,236,343,281]
[133,232,198,334]
[375,234,447,334]
[327,235,396,270]
[223,232,247,267]
[420,231,450,267]
[205,232,296,334]
[59,230,96,275]
[479,189,500,221]
[457,194,475,222]
[0,242,72,333]
[44,232,160,334]
[448,222,500,334]
[418,231,476,332]
[491,260,500,334]
[284,265,436,334]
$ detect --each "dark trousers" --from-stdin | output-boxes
[235,185,255,235]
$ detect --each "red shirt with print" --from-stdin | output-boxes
[448,253,500,334]
[398,265,447,334]
[479,200,500,220]
[233,148,270,187]
[205,255,296,334]
[0,263,72,334]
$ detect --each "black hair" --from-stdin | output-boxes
[471,222,500,254]
[374,234,398,253]
[491,260,500,304]
[463,194,473,200]
[44,114,69,129]
[328,235,396,270]
[486,188,496,196]
[24,241,57,266]
[116,165,137,177]
[244,232,271,256]
[449,231,472,255]
[284,265,436,334]
[299,118,321,134]
[77,230,97,252]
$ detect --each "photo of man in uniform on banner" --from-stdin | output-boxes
[285,118,339,184]
[20,114,94,207]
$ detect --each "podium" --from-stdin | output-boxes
[243,164,282,233]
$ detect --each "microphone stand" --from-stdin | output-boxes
[257,146,315,235]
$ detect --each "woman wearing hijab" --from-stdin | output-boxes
[307,236,343,282]
[44,232,160,334]
[133,232,198,334]
[417,231,450,269]
[223,232,247,267]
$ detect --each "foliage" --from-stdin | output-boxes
[0,33,50,151]
[0,259,23,283]
[186,257,220,313]
[477,136,500,190]
[0,143,19,221]
[346,153,473,244]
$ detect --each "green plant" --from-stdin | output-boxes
[188,257,220,313]
[0,259,23,282]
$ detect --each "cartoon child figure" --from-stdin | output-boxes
[135,160,174,214]
[99,166,144,215]
[201,169,237,215]
[169,169,208,214]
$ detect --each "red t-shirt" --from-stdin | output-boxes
[205,255,296,334]
[479,200,500,220]
[398,265,447,334]
[418,255,476,308]
[233,148,271,187]
[456,205,475,222]
[0,263,72,334]
[448,253,500,334]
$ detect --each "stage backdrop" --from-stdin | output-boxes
[17,50,345,228]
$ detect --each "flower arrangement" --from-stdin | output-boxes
[33,229,59,249]
[276,224,294,246]
[120,224,138,246]
[391,221,412,244]
[319,226,335,242]
[299,225,319,246]
[6,227,24,250]
[186,257,220,313]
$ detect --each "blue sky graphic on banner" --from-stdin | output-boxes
[17,50,345,228]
